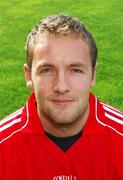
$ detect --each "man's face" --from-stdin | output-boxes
[24,34,96,131]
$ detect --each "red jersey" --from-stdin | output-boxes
[0,93,123,180]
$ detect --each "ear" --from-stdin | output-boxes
[23,64,33,89]
[90,64,97,88]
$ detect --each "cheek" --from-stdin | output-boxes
[71,77,92,92]
[39,87,46,96]
[33,76,52,92]
[38,81,52,96]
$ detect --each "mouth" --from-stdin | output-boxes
[50,99,74,106]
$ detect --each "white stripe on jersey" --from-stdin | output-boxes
[0,103,29,144]
[103,105,123,118]
[101,102,123,115]
[105,113,123,125]
[96,98,123,136]
[0,118,21,132]
[0,108,23,126]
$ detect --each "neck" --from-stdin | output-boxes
[38,105,89,137]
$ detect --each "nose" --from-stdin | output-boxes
[53,72,71,94]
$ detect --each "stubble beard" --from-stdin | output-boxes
[38,100,89,129]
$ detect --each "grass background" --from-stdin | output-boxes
[0,0,123,119]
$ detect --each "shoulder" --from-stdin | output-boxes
[0,106,28,144]
[95,97,123,136]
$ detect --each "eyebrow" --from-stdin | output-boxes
[36,62,86,70]
[36,62,54,69]
[69,62,86,67]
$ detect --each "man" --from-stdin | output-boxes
[0,14,123,180]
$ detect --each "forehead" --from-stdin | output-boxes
[32,34,91,67]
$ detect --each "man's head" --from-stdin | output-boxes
[25,14,97,69]
[24,14,97,136]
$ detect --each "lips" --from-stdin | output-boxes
[51,99,74,106]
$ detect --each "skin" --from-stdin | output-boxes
[24,34,96,137]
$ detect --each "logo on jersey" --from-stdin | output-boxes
[53,175,77,180]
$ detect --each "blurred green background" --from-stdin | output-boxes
[0,0,123,119]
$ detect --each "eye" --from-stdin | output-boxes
[71,68,83,73]
[40,68,54,74]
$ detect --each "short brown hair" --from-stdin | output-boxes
[25,14,98,68]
